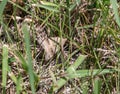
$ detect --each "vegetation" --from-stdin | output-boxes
[0,0,119,94]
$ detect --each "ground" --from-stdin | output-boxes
[0,0,120,94]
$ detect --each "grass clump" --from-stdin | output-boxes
[0,0,119,94]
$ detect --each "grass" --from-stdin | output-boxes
[0,0,8,18]
[0,0,120,94]
[22,23,36,94]
[2,45,8,94]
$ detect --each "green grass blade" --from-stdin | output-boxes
[66,0,70,7]
[32,3,59,12]
[76,0,81,5]
[14,50,39,88]
[8,72,22,94]
[53,69,113,92]
[68,69,114,78]
[40,1,58,7]
[22,23,35,94]
[53,55,86,91]
[16,75,22,94]
[0,0,8,18]
[93,77,102,94]
[8,72,17,84]
[81,81,89,94]
[69,0,81,11]
[66,55,87,74]
[15,51,28,71]
[2,45,9,94]
[110,0,120,27]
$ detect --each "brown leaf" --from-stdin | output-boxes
[38,36,67,61]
